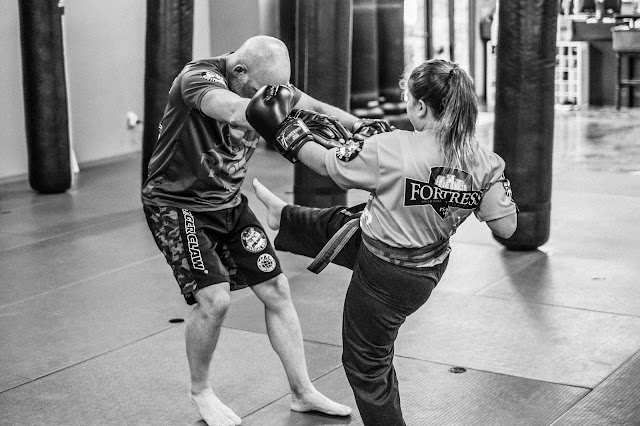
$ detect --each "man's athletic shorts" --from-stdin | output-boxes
[143,195,282,304]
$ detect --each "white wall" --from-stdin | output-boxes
[64,0,146,165]
[0,0,212,182]
[1,1,28,181]
[209,0,279,56]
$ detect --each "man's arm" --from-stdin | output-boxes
[294,91,359,130]
[199,89,252,129]
[245,85,367,166]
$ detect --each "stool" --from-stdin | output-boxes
[612,27,640,109]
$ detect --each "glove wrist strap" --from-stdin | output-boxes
[275,117,313,163]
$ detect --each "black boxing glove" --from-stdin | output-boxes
[246,85,314,163]
[352,118,394,140]
[290,109,351,150]
[291,109,364,162]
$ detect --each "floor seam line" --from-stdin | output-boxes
[0,209,144,253]
[393,353,595,390]
[0,254,164,310]
[0,324,183,394]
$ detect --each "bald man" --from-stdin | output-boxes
[142,36,359,426]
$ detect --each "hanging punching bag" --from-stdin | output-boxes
[18,0,71,194]
[377,0,406,115]
[142,0,194,182]
[281,0,352,207]
[351,0,384,118]
[493,0,557,250]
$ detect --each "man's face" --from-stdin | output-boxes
[229,73,262,98]
[234,67,290,98]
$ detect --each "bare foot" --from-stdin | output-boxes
[190,388,242,426]
[290,388,352,417]
[252,178,286,230]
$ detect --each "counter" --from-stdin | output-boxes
[569,19,640,106]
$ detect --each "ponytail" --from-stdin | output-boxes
[406,59,479,170]
[435,66,478,170]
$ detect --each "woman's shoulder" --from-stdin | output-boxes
[475,144,506,166]
[472,145,508,182]
[374,129,432,145]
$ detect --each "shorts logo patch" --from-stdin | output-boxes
[182,209,207,273]
[257,253,276,273]
[201,71,226,86]
[241,227,267,253]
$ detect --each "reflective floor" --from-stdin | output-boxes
[1,106,639,425]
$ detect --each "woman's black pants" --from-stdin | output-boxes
[275,205,448,426]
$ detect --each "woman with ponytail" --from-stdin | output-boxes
[252,58,517,425]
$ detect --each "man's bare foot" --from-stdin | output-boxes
[252,178,286,230]
[190,388,242,426]
[290,388,352,417]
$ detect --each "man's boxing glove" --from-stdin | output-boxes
[352,118,394,140]
[246,85,314,163]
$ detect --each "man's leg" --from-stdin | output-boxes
[251,273,351,416]
[187,283,242,426]
[144,204,243,425]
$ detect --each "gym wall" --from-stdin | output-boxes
[0,0,220,183]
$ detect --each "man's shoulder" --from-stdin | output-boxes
[180,56,230,90]
[182,56,227,77]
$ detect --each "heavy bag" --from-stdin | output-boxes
[351,0,384,118]
[281,0,352,207]
[18,0,71,194]
[493,0,557,250]
[377,0,406,115]
[142,0,194,181]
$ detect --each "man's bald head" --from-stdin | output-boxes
[227,36,292,98]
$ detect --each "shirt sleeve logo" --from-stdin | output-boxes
[336,139,363,162]
[499,173,514,200]
[404,167,483,219]
[201,71,226,86]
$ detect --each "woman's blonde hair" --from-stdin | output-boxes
[401,59,478,170]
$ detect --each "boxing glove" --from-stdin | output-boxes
[291,109,364,162]
[352,118,394,140]
[290,109,351,150]
[246,85,314,163]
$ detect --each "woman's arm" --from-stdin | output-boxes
[486,212,517,239]
[296,141,332,176]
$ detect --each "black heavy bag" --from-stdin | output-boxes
[142,0,194,181]
[351,0,384,118]
[281,0,352,207]
[493,0,557,250]
[377,0,405,115]
[18,0,71,194]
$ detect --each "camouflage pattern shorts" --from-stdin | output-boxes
[143,199,282,305]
